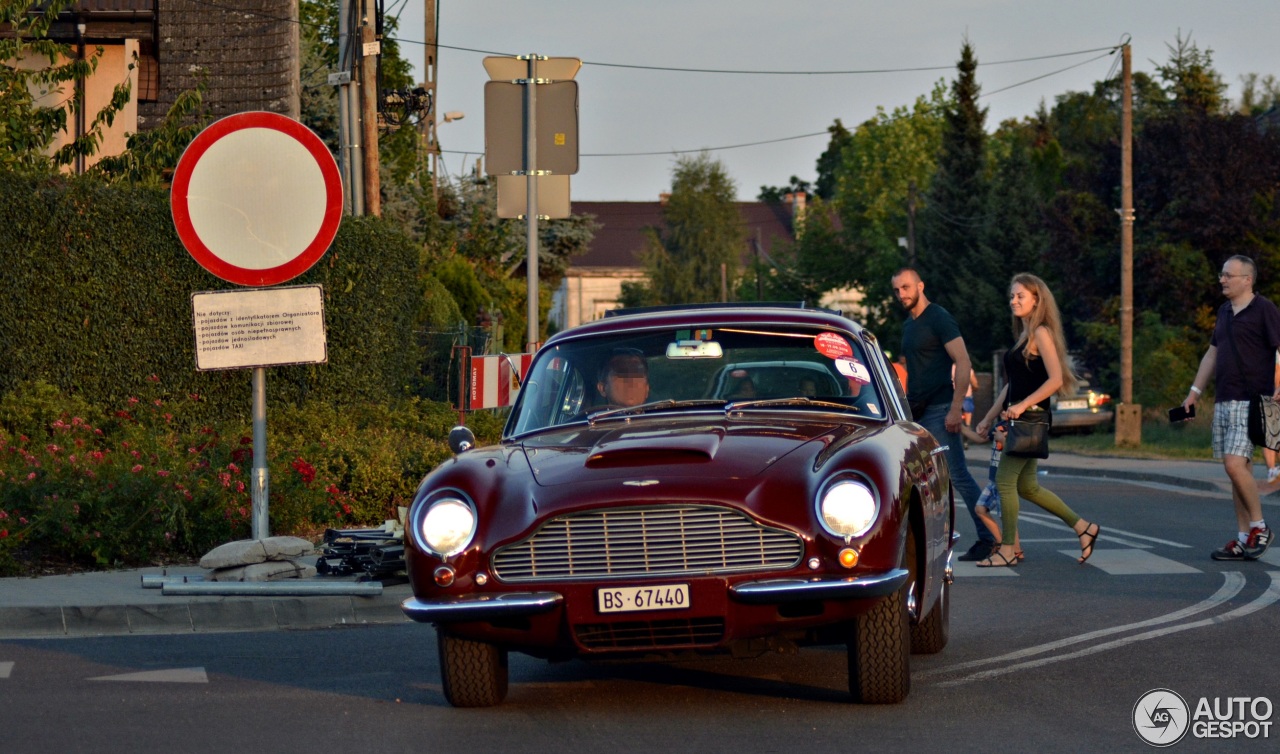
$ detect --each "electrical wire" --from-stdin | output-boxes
[416,40,1122,76]
[980,51,1116,98]
[185,0,1120,78]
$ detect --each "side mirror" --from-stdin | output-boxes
[448,425,476,454]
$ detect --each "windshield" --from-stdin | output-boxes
[508,324,889,436]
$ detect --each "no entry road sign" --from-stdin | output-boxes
[171,112,342,287]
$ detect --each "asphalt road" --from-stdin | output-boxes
[1,476,1277,753]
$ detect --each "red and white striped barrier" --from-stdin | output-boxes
[469,353,534,409]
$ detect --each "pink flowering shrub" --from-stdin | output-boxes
[0,380,479,576]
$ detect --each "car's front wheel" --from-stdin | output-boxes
[438,630,509,707]
[847,577,911,704]
[910,575,949,654]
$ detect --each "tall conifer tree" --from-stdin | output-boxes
[919,41,1003,364]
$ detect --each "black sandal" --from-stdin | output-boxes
[977,550,1019,568]
[1078,523,1100,564]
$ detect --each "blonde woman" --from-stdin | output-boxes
[974,273,1101,567]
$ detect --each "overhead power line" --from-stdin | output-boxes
[418,40,1122,76]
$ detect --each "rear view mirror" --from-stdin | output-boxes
[665,340,723,359]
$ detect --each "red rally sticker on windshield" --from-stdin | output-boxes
[836,357,871,384]
[814,332,852,359]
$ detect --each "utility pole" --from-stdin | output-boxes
[1116,42,1140,446]
[422,0,439,203]
[359,0,381,217]
[334,0,361,215]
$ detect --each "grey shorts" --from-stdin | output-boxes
[1212,400,1253,459]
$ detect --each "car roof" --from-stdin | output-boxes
[545,304,867,348]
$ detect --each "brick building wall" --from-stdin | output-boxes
[140,0,299,128]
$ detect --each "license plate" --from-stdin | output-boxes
[597,583,690,614]
[1057,399,1088,410]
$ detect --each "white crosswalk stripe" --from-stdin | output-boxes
[88,667,208,683]
[0,661,12,679]
[1062,547,1202,575]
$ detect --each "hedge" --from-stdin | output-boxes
[0,170,426,416]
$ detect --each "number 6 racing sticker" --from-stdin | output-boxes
[836,356,871,384]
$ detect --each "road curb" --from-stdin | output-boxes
[0,589,412,641]
[1041,465,1222,493]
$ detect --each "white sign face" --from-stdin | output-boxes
[185,128,329,271]
[171,112,342,287]
[192,286,328,371]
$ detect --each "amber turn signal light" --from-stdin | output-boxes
[838,547,859,568]
[433,565,456,587]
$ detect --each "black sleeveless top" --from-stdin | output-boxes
[1003,345,1052,412]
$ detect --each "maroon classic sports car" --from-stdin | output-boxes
[403,304,955,706]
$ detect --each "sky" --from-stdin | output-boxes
[384,1,1280,202]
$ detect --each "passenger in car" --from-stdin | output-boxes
[728,372,757,399]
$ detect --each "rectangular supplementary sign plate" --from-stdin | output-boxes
[597,583,690,614]
[191,285,327,371]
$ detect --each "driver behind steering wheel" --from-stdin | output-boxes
[596,350,650,408]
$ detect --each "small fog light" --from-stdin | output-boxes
[807,557,821,570]
[475,572,489,586]
[838,547,859,569]
[433,565,456,587]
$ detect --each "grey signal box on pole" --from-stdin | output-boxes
[484,80,579,176]
[484,55,580,351]
[483,56,581,176]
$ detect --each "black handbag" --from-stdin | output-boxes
[1006,407,1050,459]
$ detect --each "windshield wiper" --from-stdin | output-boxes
[588,399,728,423]
[725,397,861,413]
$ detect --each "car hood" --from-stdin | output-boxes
[518,414,874,487]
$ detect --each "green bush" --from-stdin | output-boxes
[0,379,496,576]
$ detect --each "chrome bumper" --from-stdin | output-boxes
[728,568,909,604]
[401,592,563,623]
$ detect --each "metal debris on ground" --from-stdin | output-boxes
[315,526,407,584]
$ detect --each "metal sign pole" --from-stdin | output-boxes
[251,366,270,539]
[525,53,539,352]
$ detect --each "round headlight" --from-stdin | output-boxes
[420,498,476,556]
[819,479,878,539]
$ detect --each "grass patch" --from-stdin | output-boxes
[1050,414,1214,460]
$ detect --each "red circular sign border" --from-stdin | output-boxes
[171,111,343,287]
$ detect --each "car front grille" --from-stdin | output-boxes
[574,618,726,651]
[491,505,803,582]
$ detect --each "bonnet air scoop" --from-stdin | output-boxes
[585,432,720,468]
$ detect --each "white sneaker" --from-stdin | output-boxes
[1267,466,1279,483]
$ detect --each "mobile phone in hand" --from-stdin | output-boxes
[1168,404,1196,423]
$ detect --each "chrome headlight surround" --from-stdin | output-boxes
[815,474,880,542]
[412,489,477,558]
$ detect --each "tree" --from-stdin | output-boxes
[824,85,946,342]
[980,124,1049,298]
[91,85,207,184]
[632,153,744,305]
[1237,73,1280,117]
[0,0,131,171]
[814,119,853,201]
[737,196,841,305]
[917,41,1003,362]
[1153,32,1227,116]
